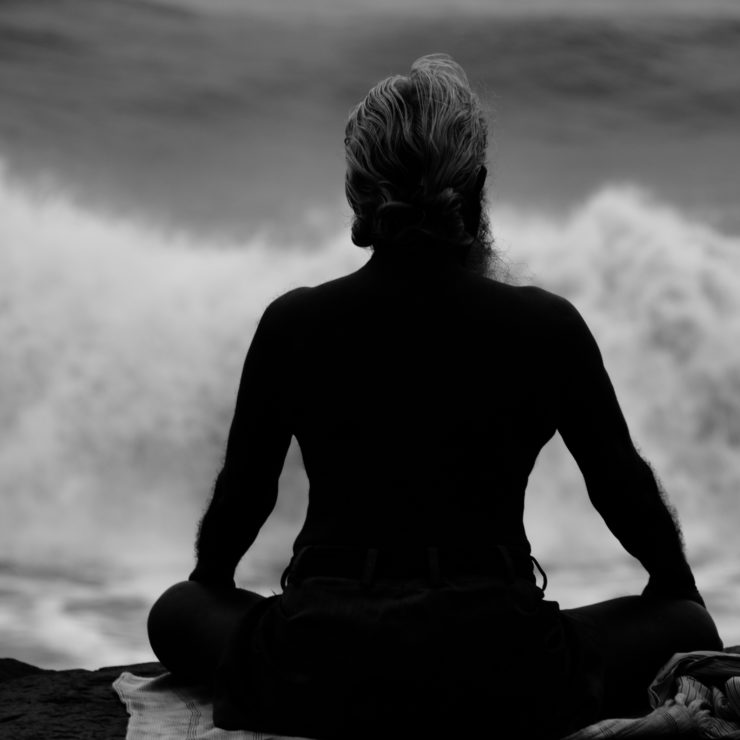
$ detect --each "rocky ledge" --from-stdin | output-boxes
[0,657,164,739]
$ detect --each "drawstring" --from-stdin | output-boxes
[280,554,295,591]
[280,547,311,590]
[531,555,548,593]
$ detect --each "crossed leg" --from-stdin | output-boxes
[563,596,723,719]
[147,581,265,683]
[148,582,724,723]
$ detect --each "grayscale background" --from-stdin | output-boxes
[1,0,739,669]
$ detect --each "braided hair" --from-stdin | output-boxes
[344,53,497,276]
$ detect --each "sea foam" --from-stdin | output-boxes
[3,168,740,667]
[497,188,740,562]
[2,170,739,577]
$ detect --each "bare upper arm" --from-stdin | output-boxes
[553,296,643,492]
[219,288,309,497]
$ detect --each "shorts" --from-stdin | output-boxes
[213,547,605,740]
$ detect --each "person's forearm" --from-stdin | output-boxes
[189,468,276,587]
[592,456,698,596]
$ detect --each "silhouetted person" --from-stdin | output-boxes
[148,54,722,739]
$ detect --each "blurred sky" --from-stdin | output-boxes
[2,0,739,240]
[2,0,740,668]
[157,0,740,17]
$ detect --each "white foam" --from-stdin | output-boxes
[0,166,365,567]
[493,187,740,561]
[3,169,740,661]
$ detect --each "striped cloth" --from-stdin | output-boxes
[564,649,740,739]
[113,672,311,740]
[115,649,740,740]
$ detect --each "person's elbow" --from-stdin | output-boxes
[581,446,656,513]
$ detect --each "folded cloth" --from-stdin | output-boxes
[115,649,740,740]
[113,671,312,740]
[649,649,740,708]
[563,648,740,740]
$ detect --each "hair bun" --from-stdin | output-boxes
[373,201,426,243]
[421,188,467,240]
[361,188,467,247]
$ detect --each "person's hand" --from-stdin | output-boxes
[188,564,236,591]
[642,574,705,608]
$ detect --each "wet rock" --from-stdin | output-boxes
[0,657,163,739]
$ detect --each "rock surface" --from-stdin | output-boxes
[0,657,164,739]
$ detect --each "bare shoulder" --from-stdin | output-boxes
[260,285,314,324]
[471,277,579,323]
[498,281,567,307]
[505,284,602,362]
[263,269,362,313]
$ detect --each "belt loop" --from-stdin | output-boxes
[280,546,310,590]
[427,546,442,587]
[496,545,516,584]
[362,548,379,588]
[531,555,548,593]
[280,552,296,591]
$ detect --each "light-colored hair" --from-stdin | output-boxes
[344,53,488,252]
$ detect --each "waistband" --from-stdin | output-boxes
[280,544,547,592]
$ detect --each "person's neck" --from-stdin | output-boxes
[366,239,468,278]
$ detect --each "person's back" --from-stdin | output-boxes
[277,252,568,551]
[147,53,723,740]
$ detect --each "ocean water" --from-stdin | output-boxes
[1,1,739,669]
